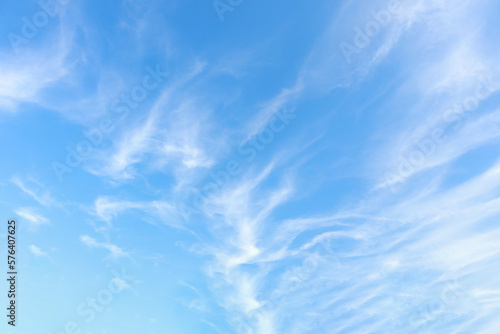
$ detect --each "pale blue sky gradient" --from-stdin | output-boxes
[1,0,500,333]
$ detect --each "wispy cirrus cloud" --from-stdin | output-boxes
[183,3,500,325]
[80,235,129,258]
[14,207,49,228]
[11,176,60,207]
[92,196,178,227]
[0,49,70,111]
[0,9,76,112]
[197,153,500,333]
[2,0,500,332]
[29,245,50,259]
[87,61,221,185]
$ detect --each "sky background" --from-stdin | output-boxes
[1,0,500,333]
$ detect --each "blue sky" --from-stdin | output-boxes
[1,0,500,333]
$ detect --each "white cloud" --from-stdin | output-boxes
[112,277,131,290]
[0,17,74,112]
[80,235,129,258]
[377,108,500,189]
[29,245,49,258]
[3,1,498,332]
[242,82,303,143]
[195,134,500,333]
[11,176,59,207]
[88,62,219,184]
[0,53,68,111]
[92,196,181,229]
[14,207,49,227]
